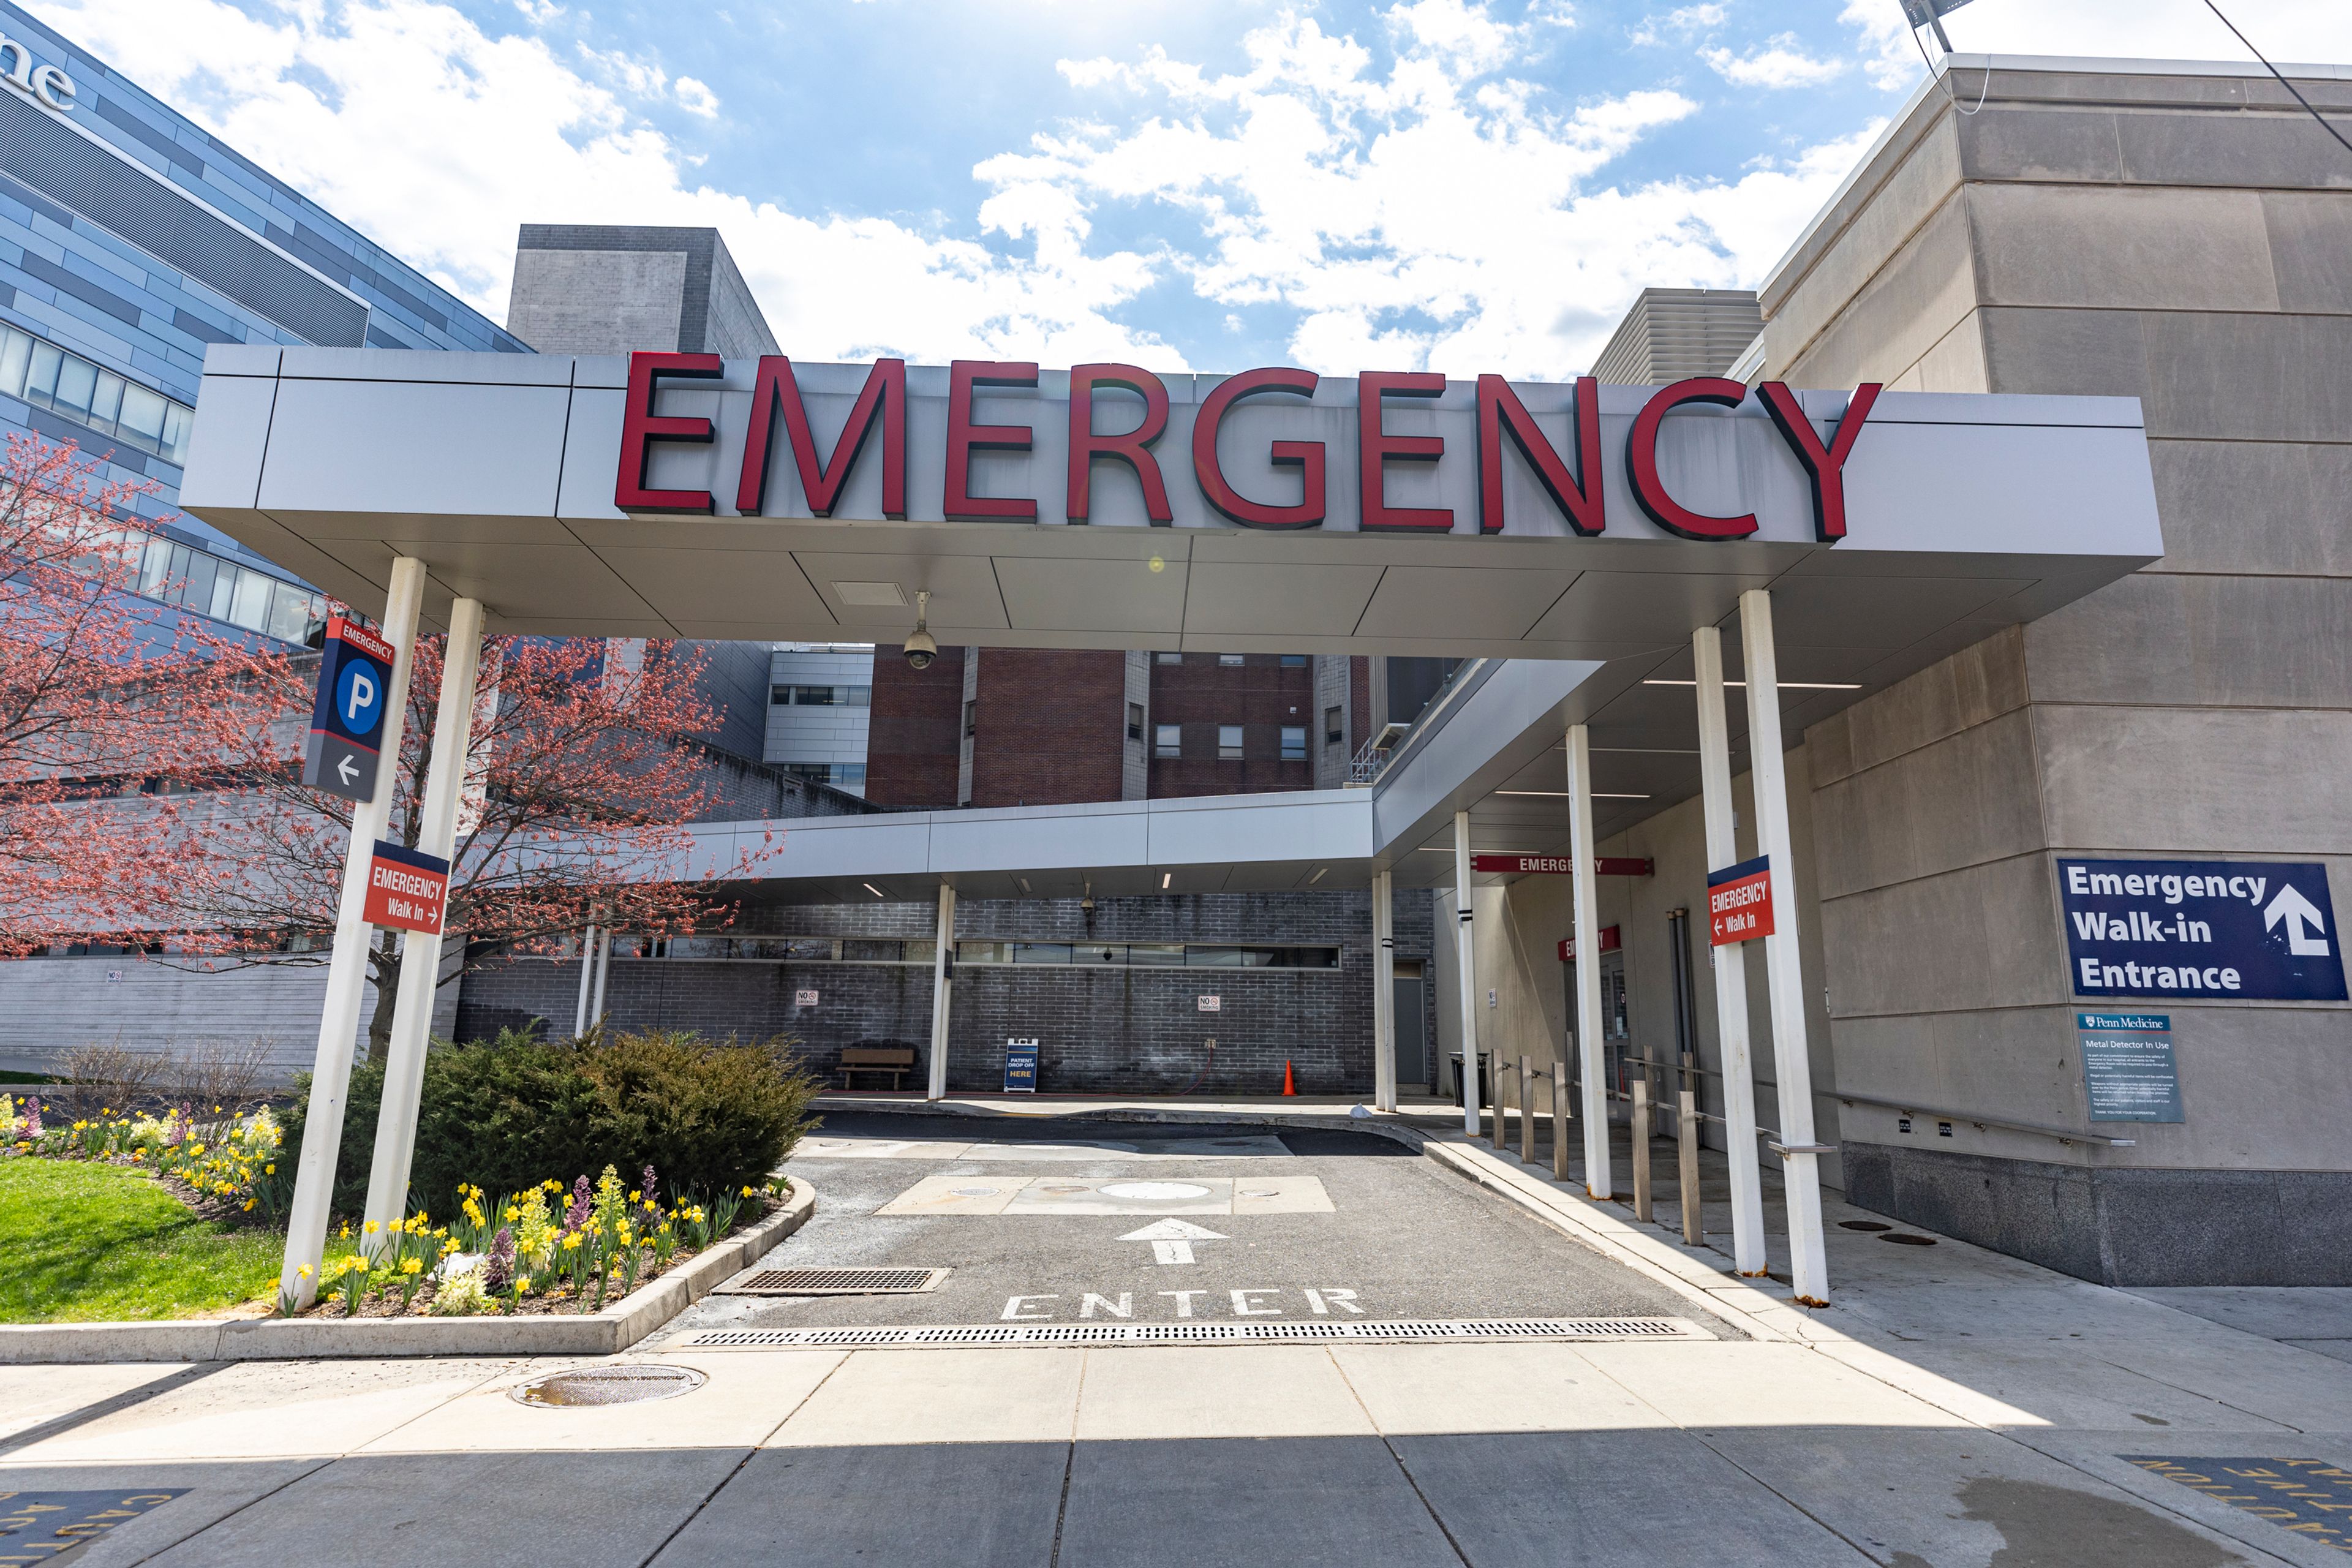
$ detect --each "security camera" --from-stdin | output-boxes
[903,589,936,670]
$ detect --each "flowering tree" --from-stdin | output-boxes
[0,434,287,954]
[175,632,775,1060]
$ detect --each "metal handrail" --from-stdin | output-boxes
[1613,1054,2133,1148]
[1832,1090,2136,1149]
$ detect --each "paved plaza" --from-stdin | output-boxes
[4,1110,2350,1566]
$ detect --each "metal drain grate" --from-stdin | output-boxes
[717,1267,950,1296]
[687,1316,1707,1349]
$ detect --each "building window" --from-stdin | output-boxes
[1156,651,1182,665]
[1281,725,1306,761]
[963,700,977,737]
[0,323,195,467]
[1218,724,1243,760]
[133,536,323,644]
[1155,723,1182,759]
[1218,654,1244,666]
[1280,654,1307,667]
[779,762,867,790]
[1325,706,1344,745]
[772,684,872,706]
[1128,702,1145,741]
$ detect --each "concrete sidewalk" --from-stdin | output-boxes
[4,1112,2348,1566]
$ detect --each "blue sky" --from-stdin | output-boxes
[37,0,2352,377]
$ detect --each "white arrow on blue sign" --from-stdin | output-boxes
[2060,858,2346,1002]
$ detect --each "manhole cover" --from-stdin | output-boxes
[512,1365,705,1408]
[1038,1183,1091,1193]
[718,1267,951,1296]
[1839,1220,1892,1232]
[1879,1232,1939,1246]
[1099,1181,1212,1200]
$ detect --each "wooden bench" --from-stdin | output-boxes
[838,1046,917,1090]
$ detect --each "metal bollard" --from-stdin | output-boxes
[1630,1078,1653,1222]
[1678,1088,1702,1244]
[1519,1054,1534,1164]
[1490,1055,1507,1150]
[1551,1061,1572,1181]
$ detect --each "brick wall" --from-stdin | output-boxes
[865,643,965,808]
[969,649,1127,807]
[456,888,1437,1096]
[1147,654,1318,797]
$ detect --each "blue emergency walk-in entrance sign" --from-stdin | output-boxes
[2059,858,2346,1001]
[301,616,396,803]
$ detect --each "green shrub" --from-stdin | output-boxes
[283,1027,816,1223]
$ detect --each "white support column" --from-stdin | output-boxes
[573,923,598,1038]
[1739,587,1830,1306]
[1566,723,1611,1199]
[588,928,611,1026]
[927,882,956,1100]
[1372,869,1396,1113]
[278,556,426,1310]
[1694,625,1769,1276]
[1452,812,1480,1139]
[361,597,484,1250]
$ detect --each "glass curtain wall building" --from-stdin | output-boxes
[0,0,528,642]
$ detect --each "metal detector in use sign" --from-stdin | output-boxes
[2059,859,2345,1001]
[302,616,395,802]
[1708,856,1773,946]
[361,842,448,935]
[2078,1013,2182,1123]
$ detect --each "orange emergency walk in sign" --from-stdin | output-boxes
[1708,856,1774,946]
[363,841,450,935]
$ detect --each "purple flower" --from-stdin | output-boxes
[23,1098,40,1137]
[565,1175,592,1231]
[483,1226,515,1294]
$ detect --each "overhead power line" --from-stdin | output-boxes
[2199,0,2352,158]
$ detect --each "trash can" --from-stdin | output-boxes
[1449,1051,1489,1108]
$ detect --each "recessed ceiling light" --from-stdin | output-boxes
[1496,790,1650,799]
[1641,679,1860,690]
[832,581,908,606]
[1160,871,1172,889]
[1017,876,1032,894]
[861,883,886,898]
[1307,865,1328,884]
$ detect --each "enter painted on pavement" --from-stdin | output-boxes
[2127,1457,2352,1551]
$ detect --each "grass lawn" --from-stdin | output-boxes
[0,1158,279,1322]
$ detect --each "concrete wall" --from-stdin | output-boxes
[1759,59,2352,1284]
[0,951,458,1084]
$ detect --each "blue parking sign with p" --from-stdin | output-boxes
[303,616,396,802]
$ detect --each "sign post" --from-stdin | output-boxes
[279,557,424,1310]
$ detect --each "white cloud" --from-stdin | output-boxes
[674,75,719,118]
[1703,34,1845,88]
[42,0,1172,363]
[1840,0,2352,94]
[1019,1,1865,374]
[1629,2,1726,48]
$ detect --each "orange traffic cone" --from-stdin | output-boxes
[1282,1060,1298,1096]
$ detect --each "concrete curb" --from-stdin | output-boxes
[0,1181,816,1365]
[812,1094,1453,1138]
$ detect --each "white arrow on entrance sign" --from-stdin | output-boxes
[2264,884,2330,956]
[337,754,360,788]
[1119,1218,1226,1265]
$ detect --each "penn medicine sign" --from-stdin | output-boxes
[614,352,1880,543]
[0,35,76,112]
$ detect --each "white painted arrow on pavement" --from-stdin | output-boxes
[1120,1218,1226,1265]
[2264,884,2330,956]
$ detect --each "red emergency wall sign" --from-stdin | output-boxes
[1708,855,1774,946]
[1558,927,1621,962]
[1472,854,1654,877]
[363,840,450,935]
